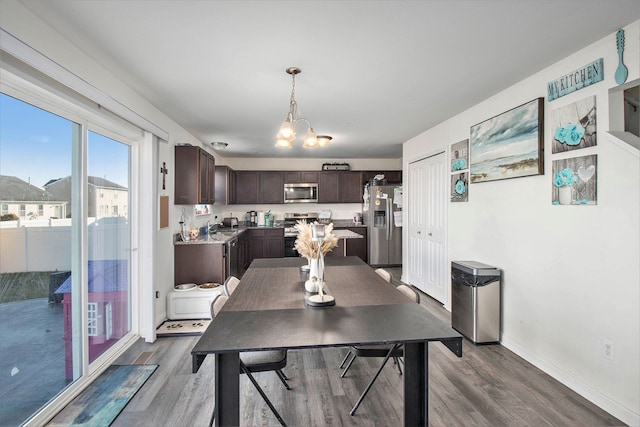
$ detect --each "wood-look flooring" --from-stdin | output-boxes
[109,270,623,426]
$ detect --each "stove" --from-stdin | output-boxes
[283,213,317,256]
[283,212,318,236]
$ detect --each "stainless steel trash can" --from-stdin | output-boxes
[451,261,501,344]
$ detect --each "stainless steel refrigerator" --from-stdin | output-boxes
[364,184,402,266]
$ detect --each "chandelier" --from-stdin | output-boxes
[275,67,332,149]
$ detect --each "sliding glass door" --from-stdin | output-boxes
[0,91,136,425]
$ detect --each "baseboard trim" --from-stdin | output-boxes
[501,334,639,426]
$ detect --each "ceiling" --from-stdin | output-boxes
[20,1,640,159]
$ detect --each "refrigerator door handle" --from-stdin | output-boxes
[386,198,392,240]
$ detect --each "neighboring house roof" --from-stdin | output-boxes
[88,176,126,190]
[0,175,64,202]
[55,259,128,294]
[44,175,127,190]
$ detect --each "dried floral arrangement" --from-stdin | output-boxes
[294,220,339,259]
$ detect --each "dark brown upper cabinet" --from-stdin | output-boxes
[234,171,284,204]
[175,145,215,205]
[318,171,362,203]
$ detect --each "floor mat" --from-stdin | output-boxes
[47,364,157,426]
[156,319,211,337]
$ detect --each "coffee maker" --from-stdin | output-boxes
[353,212,363,225]
[249,210,257,226]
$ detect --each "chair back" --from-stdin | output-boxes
[211,294,229,318]
[375,268,391,282]
[223,276,240,296]
[396,284,420,304]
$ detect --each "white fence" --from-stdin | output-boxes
[0,219,128,273]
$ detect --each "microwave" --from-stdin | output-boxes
[284,183,318,203]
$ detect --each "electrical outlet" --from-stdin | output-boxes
[603,338,614,360]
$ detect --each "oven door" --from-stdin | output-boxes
[283,236,299,258]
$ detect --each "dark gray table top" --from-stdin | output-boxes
[192,256,462,357]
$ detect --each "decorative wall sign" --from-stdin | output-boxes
[451,172,469,202]
[451,139,469,171]
[552,154,597,205]
[551,95,597,153]
[470,98,544,183]
[547,58,604,101]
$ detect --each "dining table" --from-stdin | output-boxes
[191,256,463,426]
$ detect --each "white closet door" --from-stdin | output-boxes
[424,152,447,304]
[407,159,425,291]
[408,152,447,304]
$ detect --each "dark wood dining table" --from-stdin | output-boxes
[191,256,462,426]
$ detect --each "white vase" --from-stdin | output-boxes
[305,257,322,292]
[558,185,572,205]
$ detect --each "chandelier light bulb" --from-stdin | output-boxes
[317,135,332,147]
[303,128,318,148]
[275,138,293,149]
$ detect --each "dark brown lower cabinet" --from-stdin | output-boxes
[246,228,284,265]
[174,244,225,285]
[326,227,367,262]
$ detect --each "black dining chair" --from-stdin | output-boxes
[339,284,421,416]
[209,294,290,426]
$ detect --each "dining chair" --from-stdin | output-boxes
[209,294,290,426]
[339,284,420,416]
[222,275,240,296]
[374,268,392,282]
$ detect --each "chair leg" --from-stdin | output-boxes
[275,369,291,390]
[393,356,403,375]
[350,344,401,416]
[339,350,352,368]
[277,369,289,380]
[340,353,357,378]
[240,362,287,427]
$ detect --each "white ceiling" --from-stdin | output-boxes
[20,0,640,159]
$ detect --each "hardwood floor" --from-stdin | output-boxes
[108,270,624,426]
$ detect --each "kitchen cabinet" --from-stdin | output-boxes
[246,228,284,264]
[174,243,225,285]
[362,170,402,185]
[175,146,215,205]
[237,231,248,276]
[284,171,318,183]
[318,171,363,203]
[214,165,236,205]
[234,171,284,204]
[234,171,259,204]
[260,172,284,204]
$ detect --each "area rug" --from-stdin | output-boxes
[48,364,157,426]
[156,319,211,337]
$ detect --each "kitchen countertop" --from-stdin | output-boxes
[174,226,284,245]
[332,229,364,239]
[174,221,365,245]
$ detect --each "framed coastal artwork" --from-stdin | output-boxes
[552,154,597,205]
[551,95,597,154]
[451,172,469,202]
[470,98,544,183]
[451,139,469,172]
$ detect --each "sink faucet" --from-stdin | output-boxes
[206,220,211,233]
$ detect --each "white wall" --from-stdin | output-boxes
[403,22,640,425]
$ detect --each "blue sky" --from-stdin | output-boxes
[1,93,129,188]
